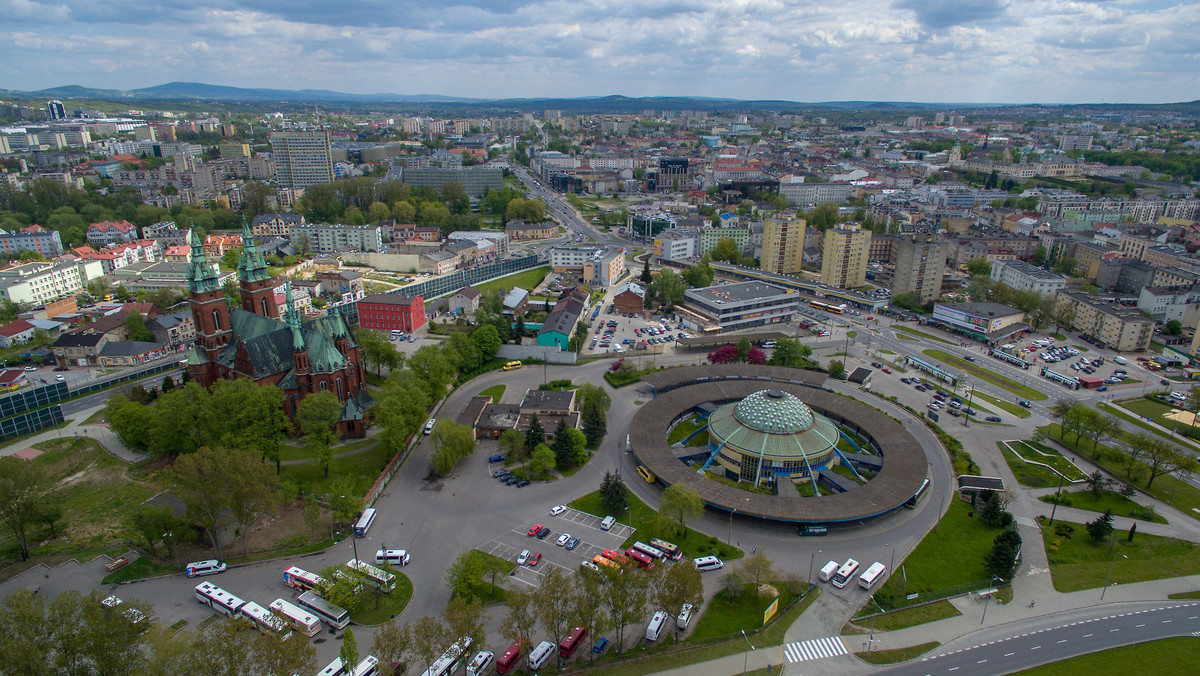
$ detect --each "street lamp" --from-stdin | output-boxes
[1101,552,1128,600]
[727,508,737,547]
[741,629,756,675]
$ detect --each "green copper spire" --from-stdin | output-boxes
[285,281,305,351]
[237,215,271,284]
[186,226,222,294]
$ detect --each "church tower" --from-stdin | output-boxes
[238,217,279,319]
[285,283,310,388]
[187,227,231,384]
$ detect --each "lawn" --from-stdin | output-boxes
[473,266,550,294]
[1040,424,1200,522]
[970,390,1031,419]
[479,384,506,401]
[1014,440,1087,481]
[1038,489,1166,524]
[690,581,800,641]
[872,499,1006,610]
[278,437,376,464]
[1010,637,1200,675]
[81,409,108,425]
[856,642,940,665]
[893,326,954,345]
[1121,396,1191,431]
[668,417,705,445]
[999,442,1062,489]
[568,491,743,561]
[279,438,394,502]
[463,550,515,605]
[348,572,413,625]
[1168,590,1200,599]
[847,600,961,633]
[1102,402,1200,451]
[1039,516,1200,592]
[923,349,1049,401]
[895,333,918,341]
[101,557,178,584]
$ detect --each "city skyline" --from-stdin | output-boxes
[2,0,1198,104]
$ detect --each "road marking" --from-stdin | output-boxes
[1004,652,1014,657]
[1057,640,1067,644]
[783,636,847,663]
[1083,633,1093,638]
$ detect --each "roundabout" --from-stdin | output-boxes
[630,364,934,524]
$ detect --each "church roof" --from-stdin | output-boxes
[213,308,356,379]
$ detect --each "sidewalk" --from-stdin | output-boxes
[0,404,146,463]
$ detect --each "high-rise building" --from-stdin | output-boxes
[892,235,948,305]
[820,224,872,289]
[269,131,333,190]
[761,214,807,275]
[45,100,66,121]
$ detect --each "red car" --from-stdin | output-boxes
[882,368,892,374]
[527,524,543,537]
[527,552,542,566]
[866,316,874,320]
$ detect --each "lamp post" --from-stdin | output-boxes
[728,508,737,547]
[1048,474,1065,525]
[1101,552,1128,600]
[741,629,756,675]
[869,595,885,647]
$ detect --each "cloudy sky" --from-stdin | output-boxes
[2,0,1197,103]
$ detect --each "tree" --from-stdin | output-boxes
[707,344,739,364]
[318,563,365,613]
[407,345,456,398]
[125,504,186,560]
[553,426,587,469]
[530,443,556,479]
[659,484,704,537]
[340,628,359,673]
[570,569,611,662]
[445,551,484,601]
[525,415,545,452]
[735,337,752,362]
[721,570,745,601]
[650,561,704,634]
[828,360,846,380]
[582,401,607,448]
[1086,470,1107,498]
[649,270,685,308]
[171,447,237,558]
[1086,508,1115,543]
[601,563,649,653]
[711,238,742,264]
[498,428,527,463]
[444,596,486,653]
[373,369,433,454]
[430,420,477,476]
[978,491,1011,528]
[357,329,402,376]
[768,338,811,368]
[297,391,342,478]
[500,588,538,664]
[599,471,629,516]
[1165,319,1183,336]
[0,589,49,673]
[682,263,715,288]
[124,311,155,342]
[737,549,777,588]
[161,375,175,393]
[225,448,280,557]
[471,324,502,361]
[1054,257,1078,277]
[640,259,652,283]
[1139,437,1197,490]
[1032,245,1048,266]
[985,529,1022,581]
[370,620,412,673]
[965,257,992,277]
[534,568,576,667]
[0,456,48,561]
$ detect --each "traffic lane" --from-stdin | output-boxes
[878,602,1200,676]
[61,368,186,416]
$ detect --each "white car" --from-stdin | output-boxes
[550,505,567,516]
[22,366,36,372]
[517,549,530,565]
[556,533,571,547]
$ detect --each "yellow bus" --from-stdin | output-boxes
[502,361,523,371]
[637,465,656,483]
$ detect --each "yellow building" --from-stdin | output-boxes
[761,214,807,276]
[1055,290,1154,352]
[820,224,872,289]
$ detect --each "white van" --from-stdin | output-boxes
[693,556,723,572]
[1113,356,1128,365]
[676,604,694,629]
[645,611,668,641]
[466,650,494,676]
[819,560,839,583]
[375,549,411,566]
[185,560,226,578]
[600,515,616,531]
[528,641,555,671]
[424,418,436,435]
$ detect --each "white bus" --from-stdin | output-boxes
[194,581,246,617]
[297,590,350,630]
[831,559,860,589]
[645,610,668,641]
[283,566,326,593]
[269,598,321,637]
[422,636,473,676]
[632,541,665,560]
[858,562,887,590]
[346,559,396,593]
[649,538,683,561]
[354,508,377,537]
[239,601,292,639]
[317,655,381,676]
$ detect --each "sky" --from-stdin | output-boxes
[2,0,1198,104]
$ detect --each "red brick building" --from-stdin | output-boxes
[356,294,426,332]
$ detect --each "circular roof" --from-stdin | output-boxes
[734,390,814,434]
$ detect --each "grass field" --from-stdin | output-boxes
[856,642,940,665]
[568,491,742,561]
[101,557,178,584]
[279,438,393,502]
[1103,402,1200,451]
[668,417,706,446]
[348,572,413,625]
[463,550,514,605]
[1000,442,1063,489]
[473,266,550,294]
[479,384,506,401]
[893,326,954,345]
[690,582,800,641]
[1121,397,1194,432]
[1040,516,1200,592]
[1168,590,1200,599]
[923,349,1049,401]
[1017,441,1087,481]
[1038,489,1166,523]
[1010,637,1200,675]
[847,600,961,633]
[970,390,1031,418]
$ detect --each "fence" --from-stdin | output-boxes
[496,345,578,364]
[405,255,542,301]
[871,577,1004,612]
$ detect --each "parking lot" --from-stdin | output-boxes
[583,309,690,357]
[477,507,635,588]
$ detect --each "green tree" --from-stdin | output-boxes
[370,620,412,673]
[599,471,629,516]
[357,329,402,376]
[471,324,502,361]
[534,567,576,668]
[530,443,556,478]
[500,589,538,666]
[1165,319,1183,335]
[225,448,280,557]
[0,456,49,561]
[659,484,704,537]
[445,551,484,600]
[444,597,487,654]
[735,337,751,362]
[498,428,527,463]
[0,589,49,673]
[318,564,365,613]
[373,369,433,454]
[582,401,607,448]
[297,391,343,478]
[682,263,714,288]
[640,259,652,283]
[650,561,704,634]
[525,415,545,452]
[649,269,686,308]
[570,569,611,663]
[407,345,456,398]
[985,529,1022,581]
[978,491,1011,528]
[340,628,359,671]
[601,562,649,653]
[828,360,845,380]
[768,338,812,368]
[965,258,991,277]
[125,504,186,560]
[736,549,777,588]
[430,419,477,476]
[1031,245,1048,266]
[171,447,237,558]
[1054,257,1078,276]
[124,311,156,342]
[710,238,742,264]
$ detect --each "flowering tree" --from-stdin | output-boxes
[707,345,738,364]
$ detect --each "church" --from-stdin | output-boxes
[185,222,373,438]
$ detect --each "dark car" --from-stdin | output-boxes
[1162,379,1172,386]
[53,366,70,372]
[505,476,521,485]
[1019,400,1032,408]
[871,362,883,369]
[516,479,530,488]
[985,415,1002,423]
[565,536,580,550]
[964,355,975,362]
[947,409,961,417]
[488,454,505,463]
[536,526,551,539]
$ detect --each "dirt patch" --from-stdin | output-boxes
[11,447,42,460]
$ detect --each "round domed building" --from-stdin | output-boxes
[706,389,841,486]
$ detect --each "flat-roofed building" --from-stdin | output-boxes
[1055,290,1154,352]
[990,259,1066,295]
[761,214,807,276]
[820,224,872,289]
[269,130,333,190]
[892,235,947,305]
[684,281,798,333]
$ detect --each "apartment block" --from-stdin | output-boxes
[989,260,1066,295]
[654,229,699,262]
[291,224,383,253]
[0,226,63,257]
[549,245,626,287]
[761,215,807,276]
[698,227,750,258]
[820,224,872,289]
[1056,290,1154,352]
[269,130,334,190]
[0,261,84,305]
[892,235,948,305]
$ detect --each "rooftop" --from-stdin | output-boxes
[936,301,1024,318]
[687,281,792,304]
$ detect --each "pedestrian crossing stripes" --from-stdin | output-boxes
[784,636,848,663]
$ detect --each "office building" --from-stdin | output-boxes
[990,260,1066,295]
[761,215,807,276]
[45,99,66,121]
[893,235,948,305]
[549,245,626,287]
[684,282,798,333]
[269,131,334,190]
[401,167,503,197]
[821,224,872,289]
[356,294,426,332]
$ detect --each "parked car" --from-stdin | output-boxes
[565,536,580,550]
[882,368,892,374]
[556,533,571,546]
[53,366,70,371]
[1019,400,1031,408]
[1097,386,1108,392]
[593,637,609,654]
[550,505,567,516]
[536,526,551,539]
[527,552,542,566]
[488,454,505,463]
[527,524,543,537]
[985,415,1002,423]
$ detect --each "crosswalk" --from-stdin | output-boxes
[783,636,848,663]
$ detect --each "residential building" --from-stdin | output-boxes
[251,213,305,238]
[820,224,872,289]
[778,182,854,207]
[612,282,646,316]
[892,235,948,305]
[654,229,699,262]
[315,270,365,300]
[401,166,503,197]
[549,245,626,287]
[0,260,84,305]
[505,221,558,240]
[356,294,426,332]
[0,225,63,258]
[760,214,807,276]
[447,231,509,259]
[269,130,334,190]
[1055,290,1155,352]
[149,310,196,347]
[502,288,529,317]
[989,260,1066,295]
[683,282,798,333]
[698,227,751,258]
[291,223,383,253]
[85,220,137,247]
[51,333,107,365]
[447,286,481,316]
[538,287,588,350]
[0,319,37,348]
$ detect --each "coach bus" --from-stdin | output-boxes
[831,559,860,589]
[282,566,325,593]
[632,541,665,560]
[558,626,588,658]
[317,656,380,676]
[495,641,525,675]
[346,558,397,593]
[354,508,377,537]
[239,601,292,639]
[268,598,321,637]
[194,581,246,617]
[649,538,683,561]
[421,636,473,676]
[297,590,350,630]
[624,548,656,570]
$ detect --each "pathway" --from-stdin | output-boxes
[0,404,146,463]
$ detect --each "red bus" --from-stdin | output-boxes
[496,640,525,675]
[624,548,656,570]
[558,626,587,658]
[602,549,631,567]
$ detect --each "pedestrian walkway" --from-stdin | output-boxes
[0,404,146,463]
[783,636,847,663]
